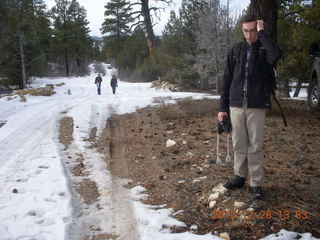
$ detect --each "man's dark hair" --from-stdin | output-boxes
[241,14,257,24]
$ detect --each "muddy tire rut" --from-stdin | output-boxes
[57,98,320,239]
[102,115,140,239]
[58,112,140,240]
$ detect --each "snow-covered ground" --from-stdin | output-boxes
[0,65,317,240]
[289,87,308,99]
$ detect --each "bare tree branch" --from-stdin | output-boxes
[127,2,142,8]
[130,10,143,16]
[154,0,174,5]
[129,21,145,31]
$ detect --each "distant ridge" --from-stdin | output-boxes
[92,35,103,41]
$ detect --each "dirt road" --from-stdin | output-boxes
[60,97,320,239]
[99,98,320,239]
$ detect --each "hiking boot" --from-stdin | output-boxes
[252,186,263,199]
[223,175,246,190]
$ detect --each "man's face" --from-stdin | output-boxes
[242,21,258,45]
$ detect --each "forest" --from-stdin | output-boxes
[0,0,319,95]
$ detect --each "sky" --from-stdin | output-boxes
[44,0,250,37]
[0,63,313,239]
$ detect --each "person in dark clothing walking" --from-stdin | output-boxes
[218,14,282,199]
[110,75,118,94]
[95,74,103,95]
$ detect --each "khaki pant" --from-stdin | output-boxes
[230,99,266,187]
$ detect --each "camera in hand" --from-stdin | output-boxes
[218,115,232,134]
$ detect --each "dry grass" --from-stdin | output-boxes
[16,86,56,96]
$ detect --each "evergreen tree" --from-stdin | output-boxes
[67,0,92,75]
[277,0,320,97]
[160,0,205,88]
[159,0,238,89]
[101,0,132,40]
[101,0,132,63]
[50,0,92,76]
[51,0,73,76]
[0,0,51,88]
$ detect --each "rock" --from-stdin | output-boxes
[177,180,185,184]
[55,82,65,87]
[208,192,219,201]
[234,201,246,208]
[192,176,207,184]
[209,200,216,208]
[45,84,55,89]
[193,179,200,184]
[182,140,187,145]
[220,232,230,240]
[166,139,176,148]
[197,166,203,172]
[186,152,194,157]
[212,183,228,194]
[198,176,207,180]
[190,224,198,231]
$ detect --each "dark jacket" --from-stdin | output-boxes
[219,30,282,112]
[110,76,118,87]
[95,76,102,84]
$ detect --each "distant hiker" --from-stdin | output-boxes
[110,75,118,94]
[218,14,282,199]
[95,74,103,95]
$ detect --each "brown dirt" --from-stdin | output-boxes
[58,115,102,239]
[94,98,320,239]
[59,117,74,149]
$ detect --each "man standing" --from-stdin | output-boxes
[110,75,118,94]
[95,74,103,95]
[218,14,282,199]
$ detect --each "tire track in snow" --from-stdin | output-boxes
[60,102,140,239]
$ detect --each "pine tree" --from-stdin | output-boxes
[0,0,51,88]
[101,0,133,65]
[50,0,91,76]
[67,0,92,75]
[51,0,72,76]
[101,0,132,40]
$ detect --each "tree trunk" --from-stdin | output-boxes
[19,33,27,89]
[76,47,80,74]
[293,77,303,97]
[141,0,155,54]
[64,32,69,76]
[65,49,69,76]
[249,0,278,42]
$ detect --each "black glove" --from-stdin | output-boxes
[218,115,232,134]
